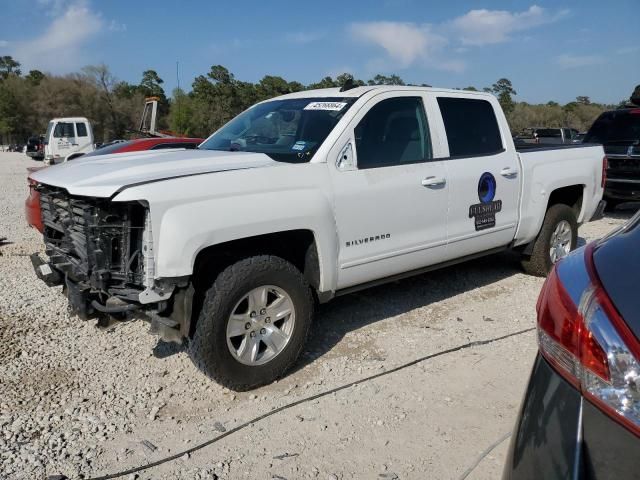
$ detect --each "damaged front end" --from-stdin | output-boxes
[31,184,190,342]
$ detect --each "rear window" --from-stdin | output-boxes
[437,97,503,157]
[76,122,88,137]
[535,129,562,137]
[584,110,640,144]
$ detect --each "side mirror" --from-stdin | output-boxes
[336,142,355,170]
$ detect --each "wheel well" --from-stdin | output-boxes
[188,230,319,336]
[518,185,585,257]
[192,229,319,289]
[547,185,584,218]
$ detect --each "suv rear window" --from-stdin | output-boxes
[437,97,503,157]
[584,110,640,144]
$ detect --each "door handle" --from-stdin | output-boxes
[500,167,518,178]
[421,176,446,187]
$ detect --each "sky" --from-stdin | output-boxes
[0,0,638,104]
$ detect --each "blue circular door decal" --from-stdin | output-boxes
[478,172,497,204]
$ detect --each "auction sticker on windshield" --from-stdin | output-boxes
[304,102,348,111]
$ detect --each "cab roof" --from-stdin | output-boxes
[49,117,90,123]
[272,85,495,101]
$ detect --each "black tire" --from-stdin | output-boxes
[188,255,314,391]
[521,204,578,277]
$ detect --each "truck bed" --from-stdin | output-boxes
[515,143,599,153]
[513,142,605,246]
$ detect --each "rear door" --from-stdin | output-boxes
[433,95,520,258]
[329,92,449,289]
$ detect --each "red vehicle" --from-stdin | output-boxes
[26,136,203,232]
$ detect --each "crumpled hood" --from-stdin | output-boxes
[30,149,278,197]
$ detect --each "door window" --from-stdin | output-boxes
[76,123,88,137]
[53,123,75,138]
[437,97,503,157]
[355,97,432,169]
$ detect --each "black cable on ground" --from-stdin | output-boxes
[457,431,512,480]
[71,326,534,480]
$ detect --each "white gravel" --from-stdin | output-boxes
[0,151,635,480]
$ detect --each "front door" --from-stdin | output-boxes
[52,122,76,161]
[329,93,450,290]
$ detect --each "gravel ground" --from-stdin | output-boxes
[0,151,635,480]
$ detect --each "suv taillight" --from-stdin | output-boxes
[537,245,640,437]
[602,156,607,188]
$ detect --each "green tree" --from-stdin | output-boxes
[208,65,234,84]
[139,70,166,98]
[25,70,45,85]
[489,78,517,115]
[307,76,338,89]
[367,74,405,86]
[0,56,21,79]
[113,81,138,99]
[576,96,591,105]
[257,75,296,99]
[168,87,196,136]
[335,73,365,88]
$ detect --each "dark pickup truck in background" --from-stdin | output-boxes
[535,127,581,144]
[513,127,581,145]
[584,108,640,210]
[25,136,45,160]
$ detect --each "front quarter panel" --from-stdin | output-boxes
[113,163,338,292]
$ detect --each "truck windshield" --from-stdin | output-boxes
[199,97,357,162]
[584,110,640,144]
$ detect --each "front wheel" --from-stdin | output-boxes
[521,204,578,277]
[188,255,314,391]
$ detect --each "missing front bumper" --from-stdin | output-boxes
[30,253,63,287]
[31,252,190,342]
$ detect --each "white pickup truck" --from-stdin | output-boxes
[43,117,95,165]
[30,86,606,390]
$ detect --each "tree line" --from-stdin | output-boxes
[0,55,622,144]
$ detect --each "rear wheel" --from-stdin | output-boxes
[188,255,313,391]
[521,204,578,277]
